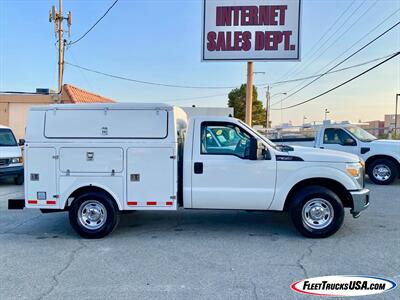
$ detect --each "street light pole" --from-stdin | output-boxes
[324,109,330,121]
[395,93,400,137]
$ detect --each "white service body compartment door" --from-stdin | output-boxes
[25,147,58,208]
[45,109,168,139]
[59,147,123,173]
[126,147,175,209]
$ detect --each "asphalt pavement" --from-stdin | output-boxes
[0,178,399,299]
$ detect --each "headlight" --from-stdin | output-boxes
[346,162,364,187]
[346,162,362,177]
[10,157,22,164]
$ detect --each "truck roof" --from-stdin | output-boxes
[30,103,174,111]
[0,124,11,129]
[320,124,356,129]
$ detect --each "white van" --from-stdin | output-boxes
[9,103,369,239]
[0,125,24,185]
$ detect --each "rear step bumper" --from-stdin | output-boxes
[8,199,25,210]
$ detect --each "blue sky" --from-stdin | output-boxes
[1,0,399,125]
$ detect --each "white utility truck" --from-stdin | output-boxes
[9,104,370,239]
[0,125,24,185]
[271,124,400,185]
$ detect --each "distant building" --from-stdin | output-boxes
[0,84,115,139]
[360,120,385,137]
[384,114,399,133]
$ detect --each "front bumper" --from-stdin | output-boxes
[350,188,370,218]
[0,166,24,178]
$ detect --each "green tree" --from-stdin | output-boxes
[227,84,266,126]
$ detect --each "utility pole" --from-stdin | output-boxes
[245,62,254,126]
[265,86,271,128]
[395,93,400,137]
[49,0,72,94]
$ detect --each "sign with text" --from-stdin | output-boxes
[202,0,301,61]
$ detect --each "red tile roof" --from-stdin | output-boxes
[63,84,116,103]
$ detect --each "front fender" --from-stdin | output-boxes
[268,164,358,211]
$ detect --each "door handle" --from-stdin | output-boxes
[194,162,203,174]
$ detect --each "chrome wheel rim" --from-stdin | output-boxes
[372,164,391,182]
[78,200,107,230]
[302,198,334,230]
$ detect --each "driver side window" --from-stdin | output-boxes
[201,122,251,159]
[323,128,356,146]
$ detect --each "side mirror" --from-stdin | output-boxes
[249,137,265,160]
[18,139,25,146]
[342,139,356,146]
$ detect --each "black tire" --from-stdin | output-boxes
[14,175,24,185]
[367,159,398,185]
[69,191,120,239]
[289,186,344,238]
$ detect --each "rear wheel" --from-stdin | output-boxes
[289,186,344,238]
[367,159,398,185]
[69,191,120,239]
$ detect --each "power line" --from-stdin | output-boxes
[289,0,377,80]
[170,93,229,101]
[69,0,119,46]
[64,61,239,89]
[62,53,394,102]
[269,53,397,86]
[271,52,400,110]
[271,20,400,107]
[277,0,357,81]
[273,8,400,103]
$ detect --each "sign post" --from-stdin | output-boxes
[202,0,301,126]
[245,62,254,125]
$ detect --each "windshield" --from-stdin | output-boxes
[0,129,18,147]
[238,120,278,149]
[347,126,377,142]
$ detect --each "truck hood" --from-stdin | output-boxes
[370,139,400,148]
[283,145,360,163]
[0,146,21,159]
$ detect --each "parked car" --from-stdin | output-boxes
[271,124,400,185]
[0,125,24,185]
[9,103,369,239]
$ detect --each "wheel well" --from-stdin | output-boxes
[283,178,352,211]
[365,155,400,176]
[66,186,117,209]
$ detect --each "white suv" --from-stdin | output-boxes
[0,125,24,185]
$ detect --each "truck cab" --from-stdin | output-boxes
[10,104,370,239]
[316,125,400,185]
[0,125,24,185]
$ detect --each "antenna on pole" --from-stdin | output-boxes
[49,0,71,96]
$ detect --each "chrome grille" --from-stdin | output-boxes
[0,158,10,167]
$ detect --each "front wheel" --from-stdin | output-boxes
[367,159,398,185]
[14,175,24,185]
[69,191,120,239]
[289,186,344,238]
